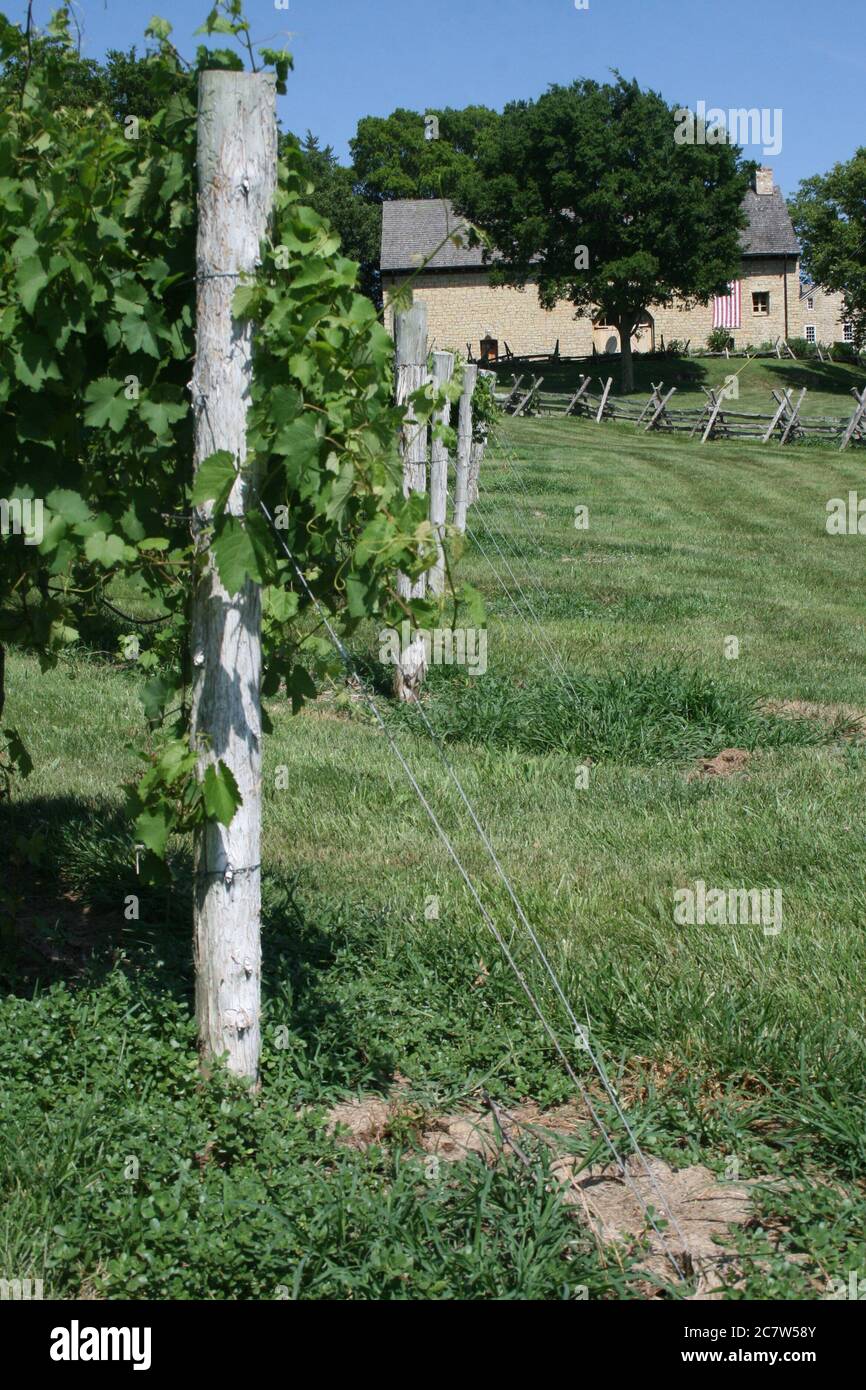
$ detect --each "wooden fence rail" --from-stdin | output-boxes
[493,375,866,448]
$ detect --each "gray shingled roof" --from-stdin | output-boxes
[738,186,800,257]
[380,199,488,271]
[381,189,800,271]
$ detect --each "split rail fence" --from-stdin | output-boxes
[495,373,866,450]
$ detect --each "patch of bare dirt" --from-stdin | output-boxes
[321,1093,590,1158]
[320,1090,764,1297]
[687,747,750,781]
[762,697,866,730]
[420,1100,589,1164]
[551,1153,752,1297]
[322,1096,395,1148]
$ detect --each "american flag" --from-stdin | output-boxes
[713,280,742,329]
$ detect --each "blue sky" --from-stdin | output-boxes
[21,0,865,194]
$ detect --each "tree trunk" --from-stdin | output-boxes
[618,318,635,394]
[428,350,454,595]
[394,303,429,602]
[189,71,277,1084]
[453,362,477,534]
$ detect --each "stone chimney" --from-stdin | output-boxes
[752,166,775,196]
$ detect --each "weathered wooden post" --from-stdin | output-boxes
[840,385,866,451]
[453,362,477,534]
[394,302,429,601]
[469,368,495,505]
[428,350,454,595]
[189,71,277,1083]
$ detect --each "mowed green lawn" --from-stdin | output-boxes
[471,408,866,701]
[2,410,866,1300]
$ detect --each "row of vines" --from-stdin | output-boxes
[0,3,477,1077]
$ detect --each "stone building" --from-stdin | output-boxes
[380,168,849,358]
[799,282,854,348]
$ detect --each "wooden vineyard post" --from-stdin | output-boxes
[394,303,429,600]
[453,362,478,534]
[189,71,277,1083]
[469,368,496,505]
[429,350,455,595]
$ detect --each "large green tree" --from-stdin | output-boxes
[288,131,381,305]
[350,104,498,202]
[454,78,751,391]
[0,22,193,117]
[790,150,866,349]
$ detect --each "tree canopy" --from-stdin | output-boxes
[0,18,193,118]
[350,105,498,202]
[790,150,866,348]
[287,132,382,305]
[453,78,752,389]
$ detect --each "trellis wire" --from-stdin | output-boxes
[259,498,700,1287]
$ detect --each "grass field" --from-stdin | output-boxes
[3,400,866,1300]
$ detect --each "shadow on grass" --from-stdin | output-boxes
[492,354,710,399]
[0,793,384,1085]
[763,359,863,404]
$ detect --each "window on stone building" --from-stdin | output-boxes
[805,325,816,344]
[843,322,854,343]
[806,296,814,310]
[752,292,770,316]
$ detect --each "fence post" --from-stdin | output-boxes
[453,362,478,534]
[428,350,455,595]
[469,368,495,505]
[189,70,277,1084]
[394,302,429,600]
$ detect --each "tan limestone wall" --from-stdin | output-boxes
[383,259,803,357]
[799,288,851,345]
[382,272,593,357]
[652,259,801,351]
